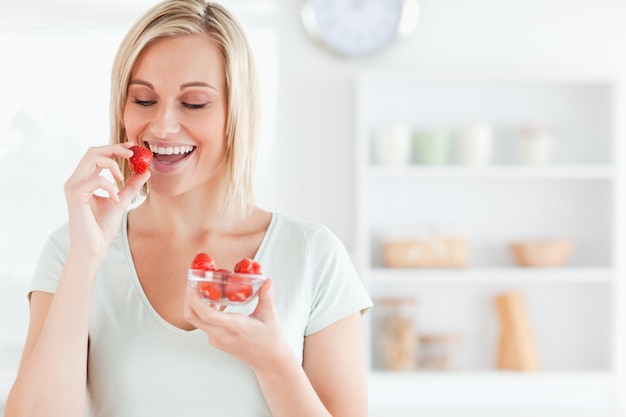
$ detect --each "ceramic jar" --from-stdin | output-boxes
[456,123,494,166]
[516,124,554,166]
[414,129,450,165]
[373,124,412,167]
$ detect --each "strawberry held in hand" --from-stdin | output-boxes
[129,145,153,174]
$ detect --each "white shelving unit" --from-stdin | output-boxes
[354,70,625,415]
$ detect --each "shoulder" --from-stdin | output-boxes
[270,212,337,241]
[264,212,353,278]
[30,221,72,294]
[269,212,344,251]
[43,220,71,255]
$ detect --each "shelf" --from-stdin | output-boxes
[356,69,623,413]
[368,370,615,409]
[368,267,615,285]
[368,165,615,181]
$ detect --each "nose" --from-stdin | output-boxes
[149,103,181,138]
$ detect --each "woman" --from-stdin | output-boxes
[6,1,372,416]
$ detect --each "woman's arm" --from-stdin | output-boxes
[5,144,148,417]
[184,280,369,417]
[6,257,98,417]
[256,311,369,417]
[302,312,369,416]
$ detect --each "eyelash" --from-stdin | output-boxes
[183,102,209,110]
[132,98,156,107]
[131,98,209,110]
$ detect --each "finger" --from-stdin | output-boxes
[184,286,218,328]
[93,155,125,183]
[89,155,125,181]
[72,146,133,180]
[108,164,125,184]
[258,278,273,302]
[66,175,120,204]
[183,284,194,312]
[105,143,135,157]
[185,285,221,324]
[251,279,274,321]
[117,171,150,208]
[184,284,206,315]
[92,177,122,203]
[84,144,134,161]
[182,290,202,328]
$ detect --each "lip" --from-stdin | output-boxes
[151,152,194,173]
[142,140,196,174]
[143,140,195,151]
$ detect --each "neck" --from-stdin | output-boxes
[133,185,241,237]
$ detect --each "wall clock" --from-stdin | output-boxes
[301,0,420,57]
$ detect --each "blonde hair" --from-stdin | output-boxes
[110,0,260,218]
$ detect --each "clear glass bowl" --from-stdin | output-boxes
[188,269,266,306]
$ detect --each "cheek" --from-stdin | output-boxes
[123,106,141,139]
[197,118,227,148]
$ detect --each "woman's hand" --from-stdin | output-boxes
[63,143,150,259]
[183,279,291,372]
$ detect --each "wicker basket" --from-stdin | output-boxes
[383,237,469,268]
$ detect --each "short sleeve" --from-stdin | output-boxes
[304,227,373,336]
[29,222,71,296]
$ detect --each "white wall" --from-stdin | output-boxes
[269,3,626,409]
[269,0,626,252]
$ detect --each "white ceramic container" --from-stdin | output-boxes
[373,124,412,167]
[516,124,555,166]
[456,123,494,166]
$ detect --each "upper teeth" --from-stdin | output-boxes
[148,144,195,155]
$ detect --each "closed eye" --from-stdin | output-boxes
[132,98,156,107]
[183,102,209,110]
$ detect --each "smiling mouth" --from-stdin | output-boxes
[145,142,196,164]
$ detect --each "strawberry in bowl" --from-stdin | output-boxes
[188,254,266,306]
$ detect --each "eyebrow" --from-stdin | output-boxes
[128,79,217,91]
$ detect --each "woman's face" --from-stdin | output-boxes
[124,34,228,197]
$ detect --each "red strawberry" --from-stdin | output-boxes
[224,275,253,302]
[233,258,262,275]
[197,281,223,301]
[129,145,153,174]
[191,253,216,271]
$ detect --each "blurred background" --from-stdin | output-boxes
[1,0,626,416]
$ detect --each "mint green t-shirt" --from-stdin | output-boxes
[30,211,373,417]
